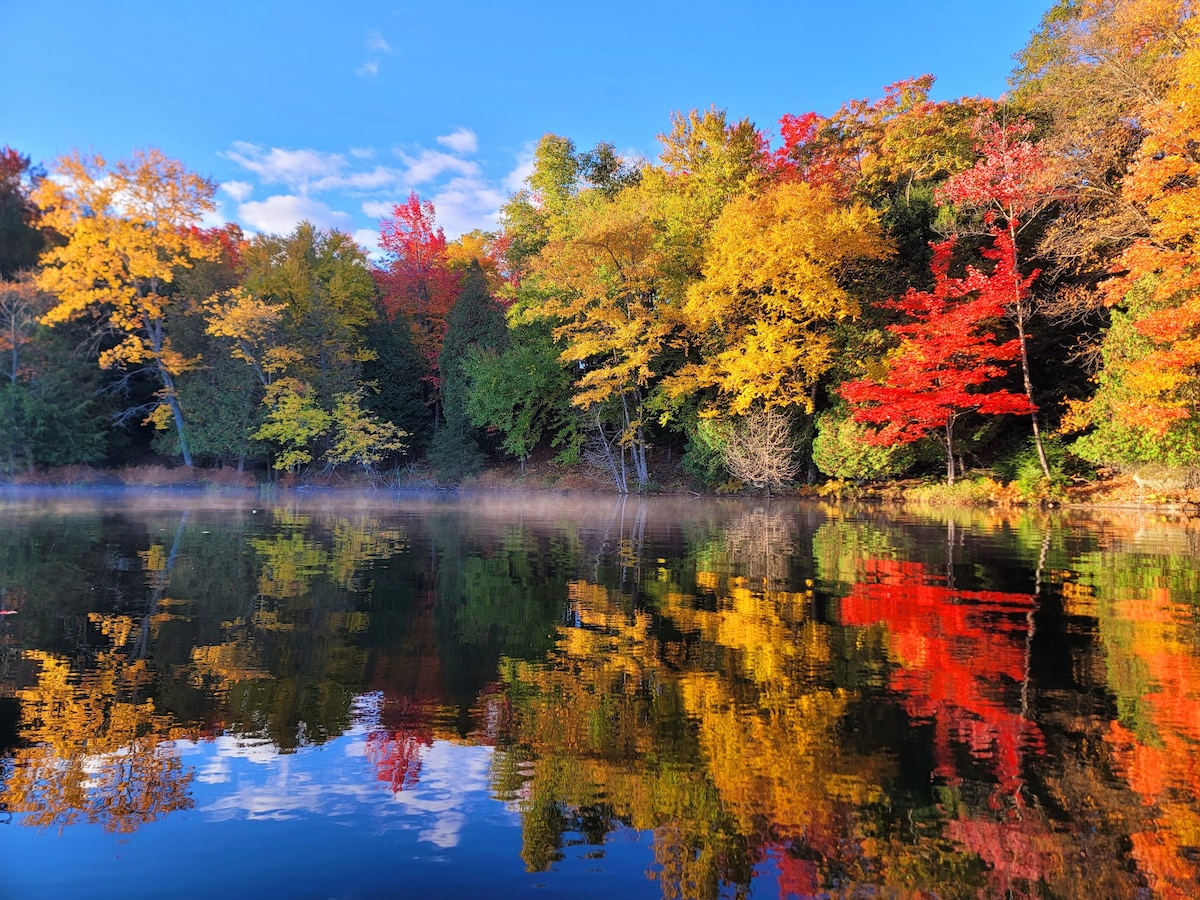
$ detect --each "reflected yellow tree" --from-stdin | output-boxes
[185,509,407,750]
[2,625,197,832]
[491,509,897,899]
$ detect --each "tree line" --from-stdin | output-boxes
[1,0,1197,491]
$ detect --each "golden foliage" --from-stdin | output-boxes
[670,181,891,413]
[34,148,215,372]
[1,639,198,832]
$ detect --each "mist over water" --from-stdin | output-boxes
[1,489,1198,898]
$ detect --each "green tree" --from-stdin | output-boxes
[500,134,643,281]
[431,261,509,481]
[361,309,432,459]
[657,107,769,222]
[157,226,265,469]
[240,223,377,403]
[464,322,580,472]
[812,404,916,481]
[0,147,46,279]
[212,224,380,474]
[0,275,109,472]
[0,333,110,472]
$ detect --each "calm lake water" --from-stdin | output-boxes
[1,489,1198,899]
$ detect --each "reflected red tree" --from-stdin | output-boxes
[839,557,1044,800]
[363,589,443,794]
[839,555,1058,894]
[365,697,434,793]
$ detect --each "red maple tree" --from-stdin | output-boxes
[841,235,1035,483]
[376,193,460,384]
[189,222,246,272]
[937,115,1063,476]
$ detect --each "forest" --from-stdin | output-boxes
[1,0,1197,495]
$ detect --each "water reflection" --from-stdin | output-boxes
[1,492,1199,898]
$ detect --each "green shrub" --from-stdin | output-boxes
[996,438,1074,504]
[812,407,915,481]
[681,418,733,486]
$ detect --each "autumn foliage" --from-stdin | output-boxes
[377,192,461,374]
[6,0,1200,490]
[842,234,1034,482]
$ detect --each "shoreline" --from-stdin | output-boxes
[1,465,1196,516]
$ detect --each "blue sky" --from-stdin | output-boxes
[2,1,1051,247]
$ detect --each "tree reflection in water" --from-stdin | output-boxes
[0,496,1197,898]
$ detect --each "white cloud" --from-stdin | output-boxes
[398,149,479,185]
[362,200,395,218]
[198,202,228,230]
[238,194,355,235]
[220,180,254,202]
[436,128,478,155]
[503,145,536,193]
[430,177,504,238]
[222,133,526,243]
[353,228,381,256]
[356,61,380,77]
[225,143,346,190]
[367,31,392,54]
[311,166,404,193]
[223,143,402,195]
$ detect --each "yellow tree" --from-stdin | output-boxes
[652,108,772,289]
[204,286,294,389]
[34,149,217,466]
[526,183,677,491]
[670,181,892,415]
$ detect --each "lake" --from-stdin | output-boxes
[1,489,1198,898]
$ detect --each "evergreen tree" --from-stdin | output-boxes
[0,320,111,472]
[361,309,432,460]
[431,261,509,481]
[0,148,45,280]
[154,228,265,469]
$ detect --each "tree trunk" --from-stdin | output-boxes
[591,410,626,493]
[619,390,651,490]
[1010,222,1051,478]
[148,314,192,468]
[1015,299,1051,477]
[945,417,956,485]
[160,368,193,468]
